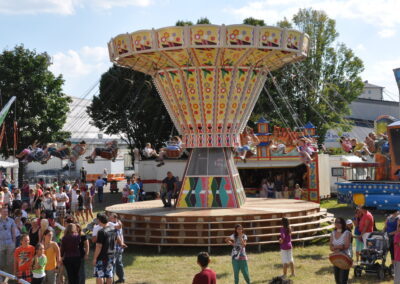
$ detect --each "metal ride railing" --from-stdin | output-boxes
[0,270,30,284]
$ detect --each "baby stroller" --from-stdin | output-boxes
[354,231,389,279]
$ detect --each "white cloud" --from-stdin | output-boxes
[88,0,152,9]
[0,0,152,15]
[227,0,400,36]
[378,28,396,38]
[0,0,77,15]
[49,46,110,95]
[356,44,365,51]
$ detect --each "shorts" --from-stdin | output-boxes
[84,203,92,210]
[78,206,84,211]
[56,206,66,219]
[355,237,363,252]
[16,270,32,283]
[70,202,78,213]
[237,145,251,152]
[280,249,293,264]
[93,257,115,279]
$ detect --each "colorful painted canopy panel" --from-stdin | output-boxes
[109,25,308,148]
[177,176,237,208]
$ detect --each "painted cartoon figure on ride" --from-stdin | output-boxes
[236,126,260,162]
[86,140,118,163]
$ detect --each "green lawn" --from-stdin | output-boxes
[82,194,392,284]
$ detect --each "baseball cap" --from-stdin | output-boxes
[346,219,353,225]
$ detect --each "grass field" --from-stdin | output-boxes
[82,193,393,284]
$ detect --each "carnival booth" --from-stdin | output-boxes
[337,115,400,210]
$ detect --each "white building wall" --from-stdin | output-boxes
[358,86,382,100]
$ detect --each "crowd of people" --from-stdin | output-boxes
[192,218,295,284]
[0,177,127,284]
[329,206,400,284]
[260,174,306,200]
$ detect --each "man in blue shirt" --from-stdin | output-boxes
[95,176,106,203]
[0,207,16,282]
[161,171,176,207]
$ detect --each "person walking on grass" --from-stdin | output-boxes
[192,252,216,284]
[225,224,250,284]
[95,176,106,203]
[330,217,351,284]
[93,213,124,284]
[279,217,294,278]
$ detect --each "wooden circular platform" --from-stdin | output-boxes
[106,198,334,249]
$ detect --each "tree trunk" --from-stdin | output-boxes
[18,159,25,187]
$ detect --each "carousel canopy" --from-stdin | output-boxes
[108,25,309,148]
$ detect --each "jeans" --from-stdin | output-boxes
[232,259,250,284]
[114,251,125,281]
[333,266,349,284]
[161,191,173,206]
[394,261,400,284]
[0,242,15,280]
[63,256,81,284]
[44,269,57,284]
[389,234,395,261]
[79,258,86,284]
[97,186,104,203]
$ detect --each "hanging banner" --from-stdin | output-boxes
[0,96,16,126]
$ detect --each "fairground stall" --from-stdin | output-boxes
[337,115,400,210]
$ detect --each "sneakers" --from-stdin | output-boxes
[157,162,165,167]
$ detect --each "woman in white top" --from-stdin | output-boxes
[330,217,351,284]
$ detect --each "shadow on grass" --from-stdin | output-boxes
[252,279,270,284]
[297,253,324,260]
[315,266,333,274]
[216,272,229,279]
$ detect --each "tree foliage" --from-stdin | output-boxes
[0,45,71,180]
[87,65,174,160]
[196,17,211,24]
[175,20,194,26]
[249,9,364,143]
[0,45,71,150]
[176,17,211,26]
[243,17,266,26]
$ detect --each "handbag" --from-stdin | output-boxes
[329,251,353,270]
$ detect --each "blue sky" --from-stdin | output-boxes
[1,0,400,101]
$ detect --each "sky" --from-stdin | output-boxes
[1,0,400,101]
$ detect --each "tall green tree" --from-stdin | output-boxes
[87,65,174,164]
[0,45,71,182]
[249,9,364,142]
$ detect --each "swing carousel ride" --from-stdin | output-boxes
[106,24,334,249]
